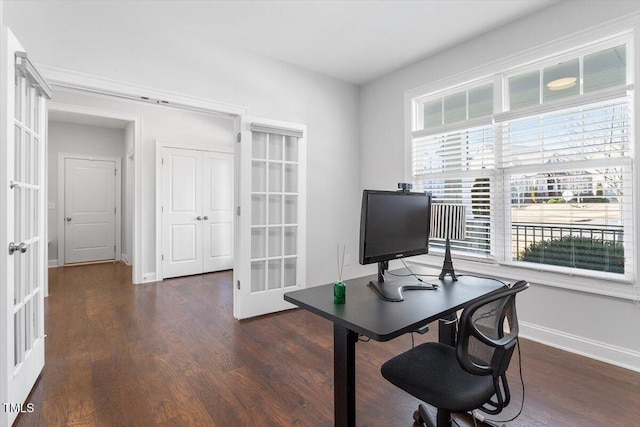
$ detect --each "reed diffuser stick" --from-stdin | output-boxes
[337,243,346,282]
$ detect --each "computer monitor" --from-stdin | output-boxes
[359,189,433,301]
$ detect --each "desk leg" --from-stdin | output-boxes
[436,313,458,427]
[334,324,358,427]
[438,313,457,347]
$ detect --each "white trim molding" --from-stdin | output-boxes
[48,259,59,268]
[141,272,157,283]
[520,321,640,373]
[39,65,248,118]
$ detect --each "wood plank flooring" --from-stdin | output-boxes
[13,263,640,426]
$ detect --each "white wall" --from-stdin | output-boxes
[47,121,125,263]
[360,0,640,370]
[123,122,134,265]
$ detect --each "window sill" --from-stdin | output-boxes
[407,254,639,302]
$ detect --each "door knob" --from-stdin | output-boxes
[8,242,27,255]
[203,216,209,221]
[66,217,72,222]
[196,216,202,221]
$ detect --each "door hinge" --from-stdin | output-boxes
[237,280,240,290]
[114,168,117,175]
[162,254,164,261]
[236,133,241,143]
[161,158,164,165]
[114,207,116,214]
[236,206,241,216]
[161,206,164,213]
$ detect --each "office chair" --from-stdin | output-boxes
[381,280,529,427]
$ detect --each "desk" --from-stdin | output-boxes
[284,269,506,427]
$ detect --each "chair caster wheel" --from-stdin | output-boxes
[413,409,425,425]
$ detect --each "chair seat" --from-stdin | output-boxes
[381,342,495,413]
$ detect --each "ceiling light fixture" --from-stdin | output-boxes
[547,77,577,91]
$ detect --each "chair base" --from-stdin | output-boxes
[412,405,505,427]
[413,404,437,427]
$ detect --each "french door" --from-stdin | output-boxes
[234,118,306,319]
[1,27,50,427]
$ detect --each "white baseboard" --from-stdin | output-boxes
[48,259,59,268]
[519,321,640,373]
[141,272,156,283]
[121,253,130,265]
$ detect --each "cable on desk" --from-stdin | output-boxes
[457,274,510,287]
[393,259,441,286]
[358,334,370,342]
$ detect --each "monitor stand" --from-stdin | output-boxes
[368,261,437,302]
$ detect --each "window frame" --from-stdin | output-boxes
[404,20,638,299]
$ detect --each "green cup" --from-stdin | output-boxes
[334,281,346,304]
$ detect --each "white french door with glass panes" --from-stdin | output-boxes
[1,27,50,427]
[234,118,306,319]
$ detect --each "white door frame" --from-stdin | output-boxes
[57,153,122,265]
[155,139,235,282]
[47,102,141,280]
[39,68,248,286]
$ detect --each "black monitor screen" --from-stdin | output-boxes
[359,190,431,265]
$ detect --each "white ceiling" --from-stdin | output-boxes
[4,0,557,85]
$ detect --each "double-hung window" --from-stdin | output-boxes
[410,35,634,282]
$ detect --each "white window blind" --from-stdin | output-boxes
[412,124,494,257]
[500,96,632,277]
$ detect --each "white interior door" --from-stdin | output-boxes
[235,118,306,319]
[1,27,49,427]
[161,147,203,278]
[202,151,234,272]
[64,158,116,264]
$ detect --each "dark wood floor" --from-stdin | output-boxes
[13,263,640,426]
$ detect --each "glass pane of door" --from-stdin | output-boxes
[249,131,300,293]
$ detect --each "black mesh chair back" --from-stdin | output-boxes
[456,280,528,414]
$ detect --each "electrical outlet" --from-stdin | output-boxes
[344,254,351,266]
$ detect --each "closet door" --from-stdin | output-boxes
[161,148,203,278]
[202,151,234,272]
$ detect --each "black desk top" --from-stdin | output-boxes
[284,269,507,342]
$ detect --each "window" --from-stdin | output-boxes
[410,37,634,280]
